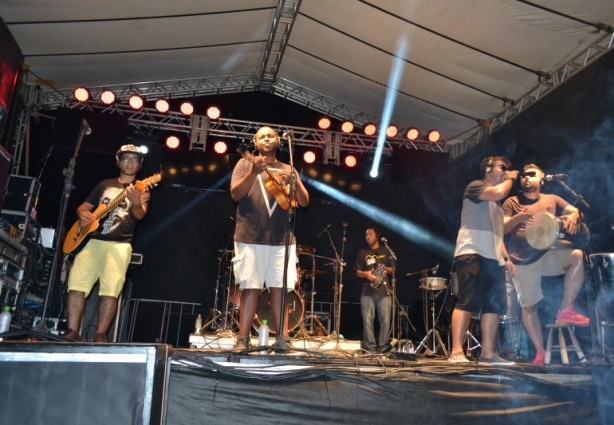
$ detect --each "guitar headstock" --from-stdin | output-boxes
[135,173,162,193]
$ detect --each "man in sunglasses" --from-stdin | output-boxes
[449,156,518,365]
[503,164,588,367]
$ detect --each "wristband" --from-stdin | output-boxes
[503,256,510,262]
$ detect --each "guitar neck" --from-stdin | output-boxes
[96,190,128,220]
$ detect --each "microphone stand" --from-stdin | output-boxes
[322,222,346,344]
[33,119,90,334]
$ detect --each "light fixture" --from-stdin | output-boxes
[73,87,90,102]
[363,123,377,136]
[155,99,170,113]
[99,89,116,105]
[206,106,221,120]
[180,102,194,116]
[318,117,331,130]
[128,94,144,110]
[344,154,358,168]
[386,125,398,138]
[303,150,316,164]
[405,127,420,141]
[166,135,180,149]
[341,120,354,133]
[426,129,441,143]
[213,141,228,154]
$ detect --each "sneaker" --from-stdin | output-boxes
[532,349,546,367]
[448,351,470,363]
[556,307,589,326]
[233,336,250,351]
[478,354,516,366]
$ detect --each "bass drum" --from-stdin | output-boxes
[253,289,305,334]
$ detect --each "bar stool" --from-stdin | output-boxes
[544,323,587,366]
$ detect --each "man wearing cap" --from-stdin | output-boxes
[63,144,149,342]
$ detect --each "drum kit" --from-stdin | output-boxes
[202,245,331,336]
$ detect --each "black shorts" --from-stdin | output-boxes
[454,254,506,315]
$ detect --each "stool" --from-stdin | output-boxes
[545,323,587,366]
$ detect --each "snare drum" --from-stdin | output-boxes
[253,289,305,334]
[525,212,589,250]
[420,277,447,291]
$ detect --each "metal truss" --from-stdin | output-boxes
[449,32,614,160]
[258,0,302,92]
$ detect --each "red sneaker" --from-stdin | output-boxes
[556,307,590,326]
[532,349,546,367]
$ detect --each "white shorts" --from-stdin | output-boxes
[232,242,297,291]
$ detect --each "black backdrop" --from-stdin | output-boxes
[24,49,614,344]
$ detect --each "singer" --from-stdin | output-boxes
[63,144,149,342]
[503,163,588,367]
[449,156,517,365]
[230,126,309,350]
[353,227,396,352]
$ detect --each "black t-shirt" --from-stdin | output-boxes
[353,246,396,297]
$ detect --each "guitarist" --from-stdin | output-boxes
[503,163,588,367]
[353,227,396,352]
[63,144,149,342]
[230,126,309,350]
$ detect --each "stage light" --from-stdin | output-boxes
[155,99,170,113]
[318,117,331,130]
[213,141,228,154]
[99,89,116,105]
[427,129,441,143]
[363,123,377,136]
[206,106,221,120]
[180,102,194,115]
[405,127,420,141]
[166,135,180,149]
[128,94,144,110]
[341,120,354,133]
[73,87,90,102]
[138,145,149,154]
[386,125,398,138]
[303,150,316,164]
[344,154,358,168]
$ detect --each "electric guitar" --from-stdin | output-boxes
[237,149,297,211]
[63,174,161,254]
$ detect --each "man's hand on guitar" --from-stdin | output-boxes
[78,210,94,227]
[249,155,268,175]
[125,184,143,206]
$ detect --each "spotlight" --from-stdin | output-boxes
[318,117,331,130]
[180,102,194,116]
[405,127,420,141]
[303,150,316,164]
[99,89,116,105]
[128,94,144,110]
[386,125,398,138]
[155,99,170,113]
[344,154,358,168]
[206,106,221,120]
[363,123,377,136]
[426,129,441,143]
[166,135,180,149]
[341,120,354,133]
[213,141,228,154]
[73,87,90,102]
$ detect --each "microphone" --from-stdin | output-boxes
[432,263,440,275]
[317,223,331,238]
[544,173,568,181]
[82,119,92,135]
[381,237,388,243]
[282,130,294,139]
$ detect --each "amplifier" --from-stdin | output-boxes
[2,175,40,214]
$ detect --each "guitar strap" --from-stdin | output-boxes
[257,174,278,217]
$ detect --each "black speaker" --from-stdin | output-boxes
[0,342,170,425]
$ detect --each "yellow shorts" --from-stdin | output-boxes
[67,239,132,298]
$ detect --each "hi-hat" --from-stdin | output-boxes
[298,245,315,255]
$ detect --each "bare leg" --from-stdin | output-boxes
[560,249,584,310]
[480,313,500,358]
[95,296,118,341]
[522,303,544,352]
[66,290,86,336]
[269,288,289,336]
[238,289,260,338]
[450,308,472,355]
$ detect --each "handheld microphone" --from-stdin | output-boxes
[83,119,92,135]
[432,263,440,275]
[544,173,568,181]
[317,223,331,238]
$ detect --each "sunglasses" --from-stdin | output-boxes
[496,164,508,172]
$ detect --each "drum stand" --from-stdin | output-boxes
[415,288,449,357]
[299,250,329,336]
[200,249,239,333]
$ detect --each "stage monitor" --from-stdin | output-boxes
[0,17,24,145]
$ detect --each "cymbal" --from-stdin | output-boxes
[297,245,315,255]
[300,269,326,276]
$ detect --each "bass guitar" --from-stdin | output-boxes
[63,174,161,254]
[237,149,297,211]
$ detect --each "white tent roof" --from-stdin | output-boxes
[2,0,613,150]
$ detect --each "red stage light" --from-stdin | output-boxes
[303,151,316,164]
[155,99,170,113]
[128,95,144,110]
[180,102,194,115]
[344,154,357,168]
[341,121,354,133]
[213,141,228,154]
[363,123,377,136]
[318,117,331,130]
[99,89,116,105]
[166,135,180,149]
[405,127,420,141]
[73,87,90,102]
[206,106,221,120]
[427,129,441,143]
[386,125,398,138]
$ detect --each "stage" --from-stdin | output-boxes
[1,336,611,425]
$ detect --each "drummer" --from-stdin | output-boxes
[503,163,588,367]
